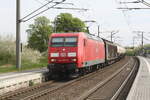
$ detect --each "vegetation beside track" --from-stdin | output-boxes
[0,13,87,73]
[0,36,47,73]
[126,44,150,56]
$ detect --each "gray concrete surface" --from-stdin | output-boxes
[0,67,48,95]
[127,56,150,100]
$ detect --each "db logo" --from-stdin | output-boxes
[60,53,66,57]
[62,48,66,51]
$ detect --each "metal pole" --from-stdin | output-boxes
[54,17,56,33]
[98,25,100,37]
[142,32,144,54]
[16,0,21,69]
[133,37,135,49]
[111,32,113,42]
[87,27,89,34]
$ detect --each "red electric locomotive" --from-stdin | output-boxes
[48,32,105,78]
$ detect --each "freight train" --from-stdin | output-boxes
[47,32,126,78]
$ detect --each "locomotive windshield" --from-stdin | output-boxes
[51,37,77,47]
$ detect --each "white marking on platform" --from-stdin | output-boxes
[143,57,150,74]
[127,56,150,100]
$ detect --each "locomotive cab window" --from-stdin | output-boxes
[51,37,77,47]
[64,37,77,47]
[51,37,64,47]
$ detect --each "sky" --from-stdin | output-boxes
[0,0,150,46]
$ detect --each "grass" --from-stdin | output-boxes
[0,36,48,73]
[0,55,48,73]
[0,65,17,73]
[0,63,47,73]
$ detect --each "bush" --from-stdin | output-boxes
[21,46,42,63]
[0,36,43,66]
[0,37,16,65]
[126,49,135,56]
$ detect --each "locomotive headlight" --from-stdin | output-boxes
[72,59,77,61]
[68,52,76,57]
[51,53,59,57]
[51,59,56,62]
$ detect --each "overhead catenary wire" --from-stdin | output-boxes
[34,0,74,6]
[16,0,88,69]
[49,2,74,5]
[115,0,132,28]
[117,0,150,10]
[34,0,45,5]
[119,0,141,4]
[143,37,150,41]
[115,0,135,38]
[21,0,55,21]
[51,7,88,11]
[16,0,65,69]
[23,0,88,22]
[22,0,66,22]
[141,0,150,7]
[118,7,150,9]
[116,0,150,43]
[132,31,150,51]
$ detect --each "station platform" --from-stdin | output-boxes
[127,56,150,100]
[0,67,48,95]
[0,67,48,80]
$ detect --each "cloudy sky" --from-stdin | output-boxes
[0,0,150,46]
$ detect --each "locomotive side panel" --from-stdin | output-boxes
[76,33,84,68]
[82,35,105,67]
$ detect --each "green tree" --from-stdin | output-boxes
[54,13,86,32]
[26,16,52,52]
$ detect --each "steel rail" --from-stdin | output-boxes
[20,68,109,100]
[16,60,122,100]
[77,58,132,100]
[0,58,128,100]
[111,58,138,100]
[0,61,109,100]
[0,81,54,100]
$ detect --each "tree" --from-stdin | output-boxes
[26,16,52,52]
[54,13,86,32]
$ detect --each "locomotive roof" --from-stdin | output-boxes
[85,33,103,42]
[53,32,82,34]
[51,32,103,42]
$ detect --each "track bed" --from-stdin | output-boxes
[0,56,137,100]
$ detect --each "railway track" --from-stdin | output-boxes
[0,56,132,100]
[78,57,139,100]
[0,62,112,99]
[38,57,136,100]
[2,62,114,100]
[0,81,54,100]
[112,57,139,100]
[37,57,131,100]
